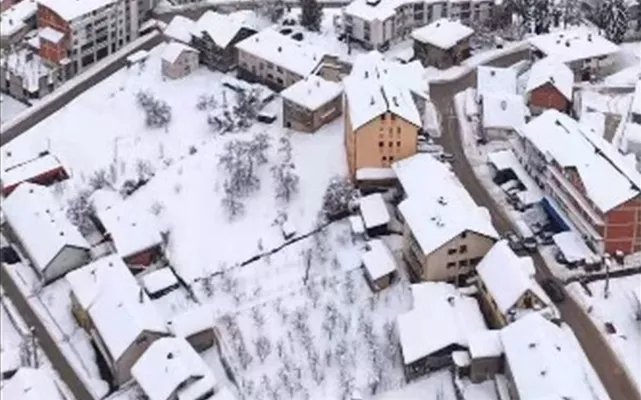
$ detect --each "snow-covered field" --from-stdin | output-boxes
[567,274,641,393]
[0,94,29,127]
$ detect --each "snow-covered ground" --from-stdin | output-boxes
[567,274,641,392]
[604,41,641,85]
[0,94,29,128]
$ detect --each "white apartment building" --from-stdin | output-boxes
[36,0,155,77]
[343,0,493,50]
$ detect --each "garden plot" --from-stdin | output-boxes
[567,274,641,392]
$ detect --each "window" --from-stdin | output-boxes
[389,128,393,135]
[459,245,467,253]
[470,257,483,266]
[461,232,467,239]
[396,141,401,146]
[388,142,393,147]
[379,141,384,147]
[391,114,396,120]
[382,156,387,161]
[389,156,394,161]
[397,126,401,134]
[459,259,469,267]
[447,248,456,255]
[446,262,456,269]
[381,114,386,121]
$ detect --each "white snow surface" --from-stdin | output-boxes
[482,93,526,131]
[193,10,261,48]
[38,0,118,21]
[633,80,641,115]
[0,367,65,400]
[358,192,390,229]
[39,26,65,43]
[2,182,89,273]
[280,75,342,111]
[362,239,397,280]
[397,282,488,365]
[0,0,36,37]
[140,268,179,295]
[343,0,396,22]
[500,313,607,400]
[167,304,213,338]
[131,337,216,400]
[468,330,503,359]
[393,154,498,255]
[411,18,474,50]
[521,110,639,213]
[552,231,594,263]
[528,30,619,64]
[163,15,195,43]
[161,42,198,64]
[235,27,328,77]
[0,94,28,126]
[476,66,517,99]
[525,58,574,100]
[1,153,65,190]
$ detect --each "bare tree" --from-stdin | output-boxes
[300,0,323,31]
[255,335,272,363]
[233,88,263,129]
[272,136,299,203]
[66,189,95,235]
[136,90,172,130]
[88,168,112,191]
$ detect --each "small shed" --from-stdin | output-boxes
[167,305,216,352]
[349,215,366,239]
[161,42,199,80]
[482,93,526,139]
[358,193,390,237]
[140,268,180,299]
[411,19,473,69]
[280,75,343,133]
[467,330,503,383]
[362,239,397,291]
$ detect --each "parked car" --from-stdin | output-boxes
[505,231,523,252]
[418,142,443,154]
[540,278,566,303]
[438,152,454,162]
[257,112,277,124]
[522,236,538,252]
[539,231,554,246]
[0,246,20,264]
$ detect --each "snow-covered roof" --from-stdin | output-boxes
[38,0,118,21]
[343,0,396,22]
[66,255,139,310]
[393,154,498,255]
[397,282,488,364]
[477,66,517,99]
[521,110,640,213]
[140,268,179,296]
[39,26,64,43]
[0,368,64,400]
[362,239,397,280]
[281,75,342,110]
[355,167,396,181]
[528,30,619,64]
[468,330,503,359]
[411,19,474,50]
[132,337,216,400]
[193,10,257,49]
[1,48,53,93]
[235,27,327,77]
[500,313,598,400]
[161,42,198,64]
[482,93,526,131]
[1,153,65,190]
[525,58,573,100]
[164,15,195,43]
[167,304,213,338]
[349,215,366,235]
[126,50,149,65]
[91,189,163,260]
[0,0,36,37]
[552,231,594,263]
[2,182,89,272]
[212,388,237,400]
[358,193,390,229]
[476,241,547,315]
[632,80,641,115]
[486,150,543,202]
[344,51,423,130]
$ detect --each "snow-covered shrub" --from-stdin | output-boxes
[321,176,355,219]
[136,90,172,130]
[66,189,95,235]
[272,136,299,204]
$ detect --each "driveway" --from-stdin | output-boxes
[0,265,95,400]
[430,52,641,400]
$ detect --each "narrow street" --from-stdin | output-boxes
[430,52,641,400]
[0,265,95,400]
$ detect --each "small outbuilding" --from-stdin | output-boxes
[358,192,391,237]
[281,75,343,133]
[411,19,473,69]
[140,268,180,299]
[1,151,68,196]
[525,58,573,115]
[163,15,194,44]
[161,42,199,80]
[362,239,397,291]
[481,93,527,139]
[167,305,216,352]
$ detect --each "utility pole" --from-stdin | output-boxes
[603,255,611,299]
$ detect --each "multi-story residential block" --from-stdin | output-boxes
[235,28,329,92]
[393,154,499,283]
[528,30,619,81]
[36,0,153,78]
[516,110,641,254]
[411,18,473,68]
[190,10,257,73]
[280,75,343,133]
[525,58,573,115]
[343,51,428,180]
[343,0,493,51]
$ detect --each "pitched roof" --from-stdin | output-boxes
[1,152,65,190]
[482,93,526,131]
[0,0,37,37]
[397,282,487,364]
[344,51,423,130]
[522,110,640,213]
[2,183,89,272]
[362,239,397,280]
[393,154,498,255]
[525,58,574,100]
[528,30,619,64]
[38,0,118,21]
[164,15,195,43]
[161,42,198,64]
[280,75,342,110]
[167,305,213,338]
[411,18,474,50]
[235,27,327,76]
[477,66,517,98]
[132,337,216,400]
[500,313,599,400]
[476,241,547,315]
[193,10,256,49]
[0,368,64,400]
[358,192,390,229]
[90,189,163,259]
[343,0,397,22]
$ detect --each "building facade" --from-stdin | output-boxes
[161,42,199,80]
[411,19,473,68]
[343,0,493,51]
[281,75,343,133]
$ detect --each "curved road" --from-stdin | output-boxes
[430,52,641,400]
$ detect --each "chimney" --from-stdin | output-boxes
[490,70,495,76]
[587,34,592,42]
[565,40,570,47]
[139,288,144,303]
[447,296,455,305]
[365,70,369,78]
[370,97,375,105]
[277,46,282,52]
[167,352,174,359]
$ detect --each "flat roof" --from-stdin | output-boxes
[38,0,119,21]
[362,239,397,280]
[1,153,65,189]
[528,30,619,64]
[281,75,342,110]
[411,19,474,50]
[477,66,517,98]
[482,93,526,130]
[358,193,390,229]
